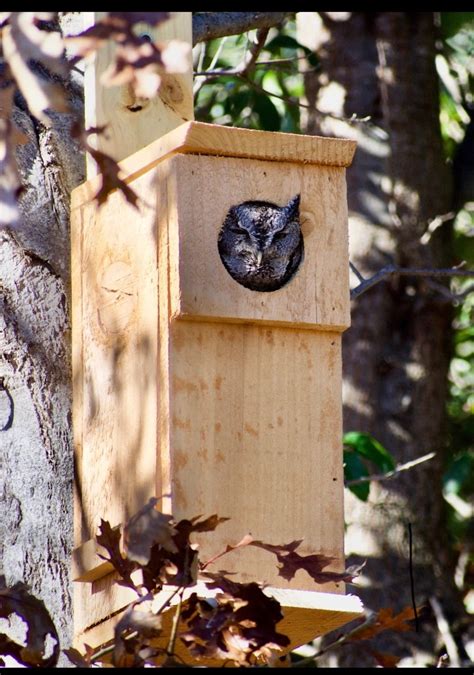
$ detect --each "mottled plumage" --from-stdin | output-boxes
[217,194,304,292]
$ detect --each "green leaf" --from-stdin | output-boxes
[443,452,474,496]
[265,34,308,53]
[441,13,474,39]
[252,93,281,131]
[343,432,396,472]
[343,451,370,501]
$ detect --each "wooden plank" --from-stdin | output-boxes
[82,11,193,177]
[73,582,364,665]
[71,121,357,207]
[163,321,346,594]
[71,166,163,545]
[168,154,350,331]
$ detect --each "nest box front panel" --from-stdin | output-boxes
[164,319,346,593]
[167,154,350,331]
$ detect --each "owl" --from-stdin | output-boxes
[217,194,304,292]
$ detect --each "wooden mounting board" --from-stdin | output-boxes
[73,580,364,666]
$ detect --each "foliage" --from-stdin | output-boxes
[343,432,396,502]
[438,13,474,559]
[193,17,310,133]
[0,499,422,668]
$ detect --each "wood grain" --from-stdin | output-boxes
[71,121,357,207]
[164,321,346,593]
[168,153,350,330]
[82,12,193,176]
[71,132,358,644]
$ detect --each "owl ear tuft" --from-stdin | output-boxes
[285,194,300,221]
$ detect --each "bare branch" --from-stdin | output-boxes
[429,597,461,668]
[349,261,365,283]
[425,278,474,303]
[350,264,474,300]
[192,12,292,45]
[239,27,270,76]
[345,452,436,487]
[239,75,371,126]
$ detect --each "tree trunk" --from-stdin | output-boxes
[0,13,84,662]
[298,11,465,665]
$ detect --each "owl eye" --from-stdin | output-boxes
[231,225,249,235]
[273,229,288,240]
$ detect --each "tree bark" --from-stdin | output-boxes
[0,13,84,663]
[299,11,465,665]
[192,12,292,45]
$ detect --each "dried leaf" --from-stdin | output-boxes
[2,23,68,125]
[96,519,137,589]
[66,12,188,100]
[369,648,402,667]
[12,13,66,74]
[348,606,418,642]
[181,577,290,666]
[63,647,90,667]
[0,577,59,668]
[160,39,191,73]
[124,497,178,565]
[113,598,163,668]
[250,539,360,584]
[110,11,170,26]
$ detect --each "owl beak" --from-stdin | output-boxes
[256,251,263,267]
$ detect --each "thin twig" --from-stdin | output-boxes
[345,452,436,487]
[350,264,474,300]
[194,28,268,97]
[350,261,366,283]
[166,587,185,657]
[408,523,419,633]
[239,27,270,76]
[194,62,372,126]
[429,596,461,667]
[193,35,228,95]
[152,585,182,617]
[239,74,371,125]
[425,278,474,302]
[193,52,311,77]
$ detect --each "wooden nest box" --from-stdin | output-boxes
[71,121,362,660]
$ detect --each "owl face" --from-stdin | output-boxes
[217,194,304,292]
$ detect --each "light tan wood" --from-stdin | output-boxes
[83,12,193,177]
[73,581,363,665]
[71,129,359,647]
[72,167,164,547]
[168,154,350,330]
[71,121,357,207]
[161,323,345,592]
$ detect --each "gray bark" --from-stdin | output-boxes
[192,12,292,45]
[0,13,85,664]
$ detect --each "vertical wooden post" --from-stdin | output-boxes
[81,12,194,176]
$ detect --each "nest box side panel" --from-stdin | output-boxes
[71,166,165,548]
[167,154,350,330]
